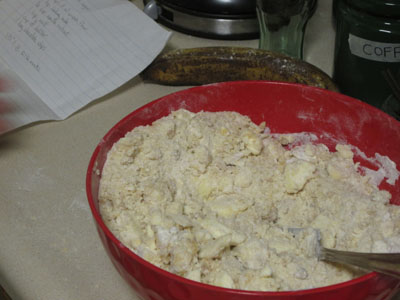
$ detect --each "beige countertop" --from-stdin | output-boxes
[1,1,397,299]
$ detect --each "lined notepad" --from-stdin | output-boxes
[0,0,171,132]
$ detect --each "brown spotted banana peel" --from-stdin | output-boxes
[141,47,339,92]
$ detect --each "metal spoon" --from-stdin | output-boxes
[319,247,400,279]
[289,228,400,279]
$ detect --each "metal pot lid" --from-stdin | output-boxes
[143,0,259,40]
[157,0,256,16]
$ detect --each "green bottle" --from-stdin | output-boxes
[256,0,317,59]
[333,0,400,118]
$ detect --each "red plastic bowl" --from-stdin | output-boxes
[86,81,400,300]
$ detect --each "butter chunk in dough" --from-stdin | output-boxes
[284,160,316,194]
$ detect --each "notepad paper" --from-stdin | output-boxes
[0,0,171,133]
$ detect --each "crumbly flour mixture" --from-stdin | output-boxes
[99,109,400,291]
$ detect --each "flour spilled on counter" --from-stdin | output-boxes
[17,166,56,192]
[68,189,91,213]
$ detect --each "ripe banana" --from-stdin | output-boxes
[141,47,338,92]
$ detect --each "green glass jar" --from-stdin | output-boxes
[333,0,400,117]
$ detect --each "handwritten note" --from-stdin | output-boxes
[0,0,171,132]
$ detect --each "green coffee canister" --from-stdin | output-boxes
[333,0,400,117]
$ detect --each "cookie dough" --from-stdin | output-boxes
[99,109,400,291]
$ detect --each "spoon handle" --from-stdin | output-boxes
[320,248,400,279]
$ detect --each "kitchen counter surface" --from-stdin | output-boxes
[1,1,398,299]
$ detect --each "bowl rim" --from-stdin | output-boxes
[86,80,393,296]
